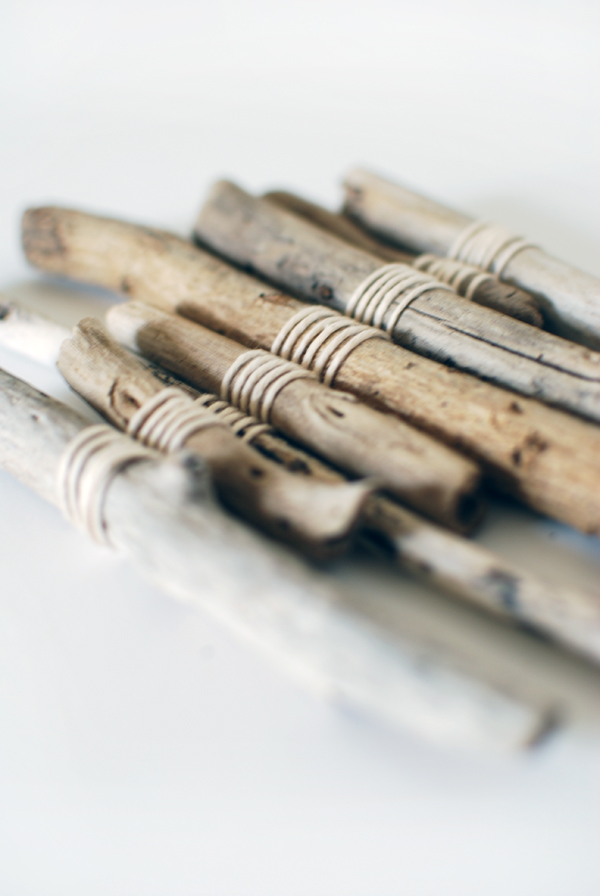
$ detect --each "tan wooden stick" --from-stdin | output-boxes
[58,318,376,558]
[264,190,543,327]
[343,168,600,348]
[21,206,600,535]
[6,365,551,750]
[107,301,483,532]
[195,181,600,425]
[5,301,600,663]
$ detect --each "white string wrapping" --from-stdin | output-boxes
[271,306,389,386]
[56,424,156,546]
[127,387,226,452]
[413,254,496,300]
[194,393,273,443]
[448,221,538,277]
[221,351,315,423]
[345,263,454,333]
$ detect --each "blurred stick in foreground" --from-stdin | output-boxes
[0,361,551,750]
[5,301,600,664]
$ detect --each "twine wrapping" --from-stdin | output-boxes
[221,351,314,423]
[272,306,388,386]
[448,221,538,277]
[56,424,155,545]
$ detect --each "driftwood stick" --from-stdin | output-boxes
[5,305,600,663]
[20,206,600,535]
[343,168,600,348]
[57,318,374,558]
[196,182,600,424]
[0,365,553,750]
[264,191,543,327]
[107,301,483,532]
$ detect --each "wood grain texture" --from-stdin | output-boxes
[21,205,600,534]
[264,190,543,326]
[107,301,483,532]
[343,168,600,348]
[196,182,600,423]
[0,365,550,751]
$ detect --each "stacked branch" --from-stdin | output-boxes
[195,182,600,425]
[4,364,551,750]
[343,168,600,349]
[20,206,600,535]
[5,302,600,664]
[264,190,543,326]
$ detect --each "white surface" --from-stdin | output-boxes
[1,1,600,893]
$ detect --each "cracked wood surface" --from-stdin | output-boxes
[196,181,600,424]
[21,205,600,534]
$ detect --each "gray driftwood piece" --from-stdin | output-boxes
[264,191,543,327]
[20,206,600,536]
[107,301,483,532]
[5,303,600,664]
[0,365,553,751]
[195,182,600,425]
[343,168,600,349]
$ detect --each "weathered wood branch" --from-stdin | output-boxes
[20,206,600,535]
[264,191,543,326]
[106,301,483,532]
[343,168,600,348]
[58,318,375,558]
[5,302,600,663]
[0,365,550,750]
[196,182,600,424]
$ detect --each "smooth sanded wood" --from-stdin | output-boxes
[343,168,600,348]
[264,190,543,326]
[21,205,600,535]
[5,304,600,663]
[107,301,483,532]
[1,365,551,751]
[196,182,600,423]
[58,318,373,558]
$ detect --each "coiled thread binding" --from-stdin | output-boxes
[272,306,388,386]
[56,424,155,545]
[345,263,453,332]
[448,221,538,277]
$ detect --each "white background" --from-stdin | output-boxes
[1,1,600,893]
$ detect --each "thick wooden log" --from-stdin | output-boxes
[20,206,600,535]
[264,191,543,326]
[107,301,483,532]
[5,303,600,663]
[0,365,553,751]
[343,168,600,348]
[196,182,600,424]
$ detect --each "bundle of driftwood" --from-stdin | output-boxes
[2,167,600,750]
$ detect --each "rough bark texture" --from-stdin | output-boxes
[21,205,600,535]
[264,190,543,326]
[0,365,550,751]
[107,302,483,532]
[196,182,600,423]
[343,168,600,348]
